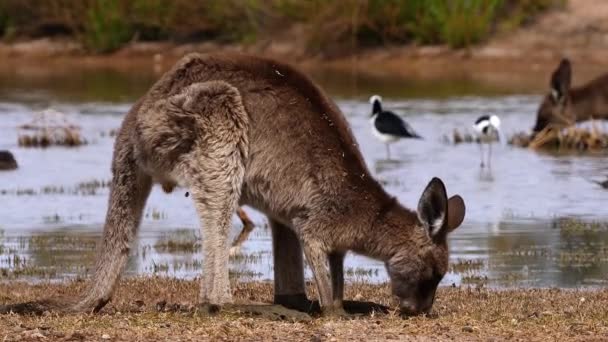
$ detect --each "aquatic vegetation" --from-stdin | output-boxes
[449,259,484,274]
[75,179,112,194]
[345,267,379,278]
[0,251,62,280]
[0,179,111,197]
[498,271,528,285]
[153,229,198,254]
[145,208,168,220]
[229,252,265,264]
[99,128,119,138]
[461,274,489,286]
[556,218,608,235]
[153,238,198,254]
[559,247,608,268]
[42,214,62,224]
[17,109,87,148]
[151,260,169,273]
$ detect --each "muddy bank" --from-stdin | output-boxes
[0,278,606,341]
[2,36,608,99]
[4,0,608,95]
[2,2,608,97]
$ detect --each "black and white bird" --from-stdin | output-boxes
[369,95,421,159]
[473,114,501,168]
[593,177,608,189]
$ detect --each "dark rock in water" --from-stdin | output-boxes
[0,150,18,170]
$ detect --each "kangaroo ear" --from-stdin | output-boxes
[550,58,571,103]
[446,195,465,233]
[417,177,448,237]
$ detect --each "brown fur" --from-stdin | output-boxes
[74,53,465,316]
[160,181,254,254]
[534,58,608,132]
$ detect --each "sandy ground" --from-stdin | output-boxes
[0,278,607,341]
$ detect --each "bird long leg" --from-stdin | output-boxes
[488,141,493,169]
[479,143,485,168]
[386,143,391,160]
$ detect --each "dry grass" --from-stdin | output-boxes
[509,124,608,151]
[17,109,86,148]
[1,277,607,341]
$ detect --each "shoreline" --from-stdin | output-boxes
[2,38,608,98]
[3,1,608,92]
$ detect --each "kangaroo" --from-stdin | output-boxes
[161,181,254,254]
[534,58,608,132]
[73,53,465,316]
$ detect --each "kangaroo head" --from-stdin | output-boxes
[386,177,465,316]
[534,58,574,132]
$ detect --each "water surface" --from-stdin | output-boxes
[1,66,607,288]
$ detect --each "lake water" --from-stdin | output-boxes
[1,64,607,289]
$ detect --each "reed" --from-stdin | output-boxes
[0,0,563,53]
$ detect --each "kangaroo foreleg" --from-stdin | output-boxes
[329,252,345,308]
[270,219,314,312]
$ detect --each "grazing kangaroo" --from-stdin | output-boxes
[229,207,255,254]
[534,58,608,132]
[73,53,465,316]
[162,181,254,254]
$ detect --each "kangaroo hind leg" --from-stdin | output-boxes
[174,81,250,308]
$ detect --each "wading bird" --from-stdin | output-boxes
[369,95,421,159]
[473,114,501,168]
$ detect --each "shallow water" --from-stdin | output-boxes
[1,66,608,288]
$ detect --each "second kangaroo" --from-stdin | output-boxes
[534,58,608,132]
[75,53,465,316]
